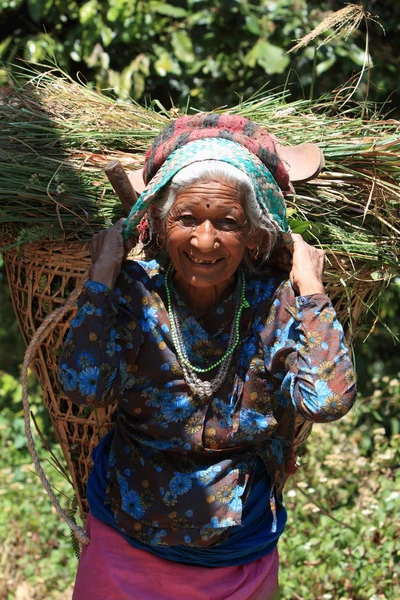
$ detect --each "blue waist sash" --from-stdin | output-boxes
[87,430,287,567]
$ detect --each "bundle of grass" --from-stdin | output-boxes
[1,67,399,329]
[1,68,399,260]
[1,66,399,539]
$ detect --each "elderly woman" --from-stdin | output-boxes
[58,115,356,600]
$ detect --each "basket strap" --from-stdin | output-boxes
[22,282,90,546]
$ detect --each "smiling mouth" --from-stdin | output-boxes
[186,253,222,265]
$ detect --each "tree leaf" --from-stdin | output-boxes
[79,0,99,25]
[245,14,260,36]
[119,55,150,99]
[23,35,56,62]
[107,5,121,22]
[288,218,311,234]
[154,49,181,77]
[316,55,336,76]
[101,26,114,48]
[171,30,194,63]
[79,0,98,25]
[0,36,12,59]
[337,43,369,68]
[253,40,290,75]
[150,1,188,18]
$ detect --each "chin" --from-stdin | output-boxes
[169,249,244,288]
[180,262,237,289]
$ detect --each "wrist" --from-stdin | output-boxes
[297,280,325,296]
[89,261,121,289]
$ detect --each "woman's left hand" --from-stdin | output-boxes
[275,233,325,296]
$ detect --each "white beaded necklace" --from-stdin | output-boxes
[165,263,249,398]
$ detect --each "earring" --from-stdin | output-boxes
[253,246,260,260]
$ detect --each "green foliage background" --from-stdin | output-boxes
[0,1,400,598]
[1,0,400,113]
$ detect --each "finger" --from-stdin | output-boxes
[290,233,306,247]
[89,232,100,259]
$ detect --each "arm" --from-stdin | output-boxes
[58,282,121,407]
[268,285,356,422]
[267,235,357,422]
[57,221,141,407]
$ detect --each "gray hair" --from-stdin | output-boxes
[150,160,279,269]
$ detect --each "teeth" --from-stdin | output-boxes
[191,256,217,264]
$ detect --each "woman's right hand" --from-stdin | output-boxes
[88,219,135,288]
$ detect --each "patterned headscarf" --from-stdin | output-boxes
[123,114,293,243]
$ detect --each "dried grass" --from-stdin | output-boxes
[288,4,372,52]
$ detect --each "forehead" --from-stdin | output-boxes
[173,178,243,211]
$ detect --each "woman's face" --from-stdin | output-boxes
[161,178,257,290]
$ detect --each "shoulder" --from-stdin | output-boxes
[111,258,166,314]
[117,258,165,290]
[246,267,294,306]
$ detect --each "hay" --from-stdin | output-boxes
[1,67,398,331]
[0,67,399,268]
[288,4,369,52]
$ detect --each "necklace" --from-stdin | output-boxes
[165,263,249,397]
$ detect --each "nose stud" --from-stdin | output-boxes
[214,242,220,249]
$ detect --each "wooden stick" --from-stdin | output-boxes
[105,160,138,215]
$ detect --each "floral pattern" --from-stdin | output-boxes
[58,259,356,547]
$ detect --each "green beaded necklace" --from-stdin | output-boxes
[164,263,249,374]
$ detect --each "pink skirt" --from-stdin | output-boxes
[73,514,279,600]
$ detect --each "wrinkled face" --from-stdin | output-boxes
[160,179,257,289]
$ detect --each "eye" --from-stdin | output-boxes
[218,218,240,231]
[177,214,198,226]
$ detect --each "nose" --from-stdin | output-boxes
[191,220,219,253]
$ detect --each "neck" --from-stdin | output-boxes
[172,273,236,317]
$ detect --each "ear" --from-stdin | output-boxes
[246,230,263,251]
[149,205,166,240]
[127,168,146,194]
[275,142,324,183]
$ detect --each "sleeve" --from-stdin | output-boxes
[57,278,143,408]
[264,280,357,423]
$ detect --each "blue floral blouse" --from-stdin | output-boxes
[58,259,356,548]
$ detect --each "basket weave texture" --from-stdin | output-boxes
[3,240,116,518]
[3,239,378,521]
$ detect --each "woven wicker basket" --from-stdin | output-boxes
[3,240,116,522]
[3,239,378,535]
